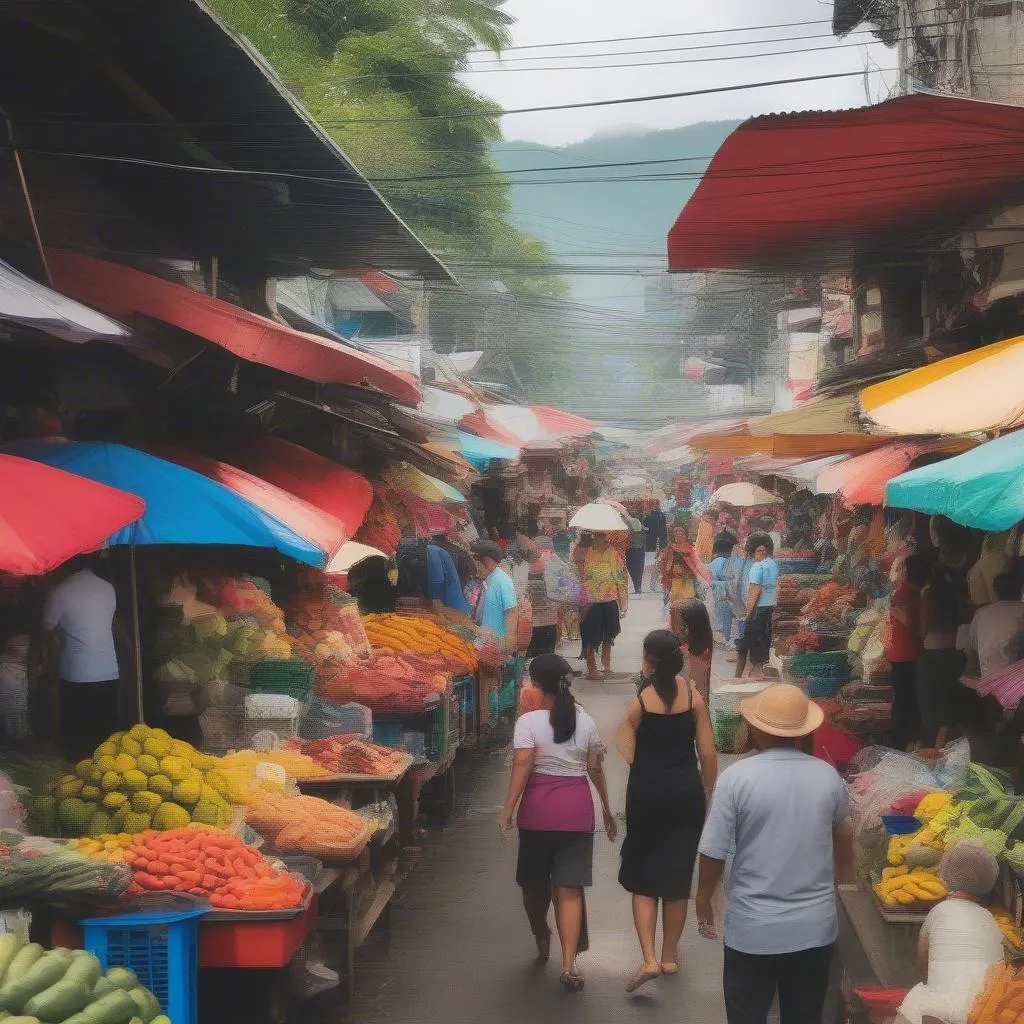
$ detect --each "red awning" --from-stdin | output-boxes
[225,436,374,537]
[153,445,348,556]
[668,94,1024,271]
[45,250,422,404]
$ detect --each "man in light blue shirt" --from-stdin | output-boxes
[735,533,779,680]
[696,684,854,1024]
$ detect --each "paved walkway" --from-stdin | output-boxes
[353,592,733,1023]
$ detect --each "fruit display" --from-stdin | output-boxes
[362,613,478,673]
[218,748,332,784]
[0,832,131,913]
[969,964,1024,1024]
[318,655,450,712]
[244,792,371,860]
[283,736,411,777]
[872,865,947,908]
[50,726,239,837]
[989,906,1024,949]
[287,577,371,665]
[0,936,168,1024]
[67,834,136,863]
[801,582,858,624]
[126,827,306,910]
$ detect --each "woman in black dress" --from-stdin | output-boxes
[616,629,718,992]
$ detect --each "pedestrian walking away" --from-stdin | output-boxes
[617,630,717,993]
[498,654,617,993]
[578,531,628,680]
[659,526,710,642]
[695,683,855,1024]
[675,599,714,707]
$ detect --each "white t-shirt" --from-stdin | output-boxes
[42,570,119,683]
[513,707,602,777]
[969,600,1024,678]
[899,900,1004,1024]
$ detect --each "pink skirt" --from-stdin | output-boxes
[517,773,594,833]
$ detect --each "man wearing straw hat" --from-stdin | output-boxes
[695,684,855,1024]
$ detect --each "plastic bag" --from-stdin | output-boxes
[0,773,25,831]
[543,556,584,606]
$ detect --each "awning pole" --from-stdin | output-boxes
[1,110,52,286]
[130,546,144,723]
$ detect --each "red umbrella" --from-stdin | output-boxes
[0,455,145,575]
[226,437,374,537]
[152,445,348,558]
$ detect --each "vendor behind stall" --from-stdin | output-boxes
[41,554,120,761]
[472,539,519,743]
[896,840,1003,1024]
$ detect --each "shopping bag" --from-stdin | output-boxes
[544,555,584,606]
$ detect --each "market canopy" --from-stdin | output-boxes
[4,441,324,565]
[668,93,1024,271]
[455,429,519,471]
[225,436,374,538]
[885,430,1024,530]
[153,445,348,560]
[46,250,422,405]
[712,482,783,508]
[747,396,861,436]
[859,334,1024,435]
[382,464,466,504]
[0,455,145,575]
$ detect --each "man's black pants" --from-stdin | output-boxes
[724,943,834,1024]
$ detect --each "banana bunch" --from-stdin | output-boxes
[873,866,947,908]
[887,830,943,866]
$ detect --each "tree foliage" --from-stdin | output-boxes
[207,0,564,298]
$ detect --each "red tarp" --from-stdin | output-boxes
[668,93,1024,271]
[45,250,422,404]
[226,436,374,537]
[153,445,348,557]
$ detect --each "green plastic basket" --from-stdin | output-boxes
[713,712,744,752]
[249,659,314,702]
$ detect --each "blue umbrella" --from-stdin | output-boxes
[885,430,1024,531]
[4,440,325,566]
[456,429,518,472]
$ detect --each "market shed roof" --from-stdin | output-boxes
[668,93,1024,272]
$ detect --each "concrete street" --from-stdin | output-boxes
[354,591,734,1024]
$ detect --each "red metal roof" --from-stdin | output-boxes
[668,94,1024,272]
[46,250,422,404]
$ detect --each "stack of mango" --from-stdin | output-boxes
[989,906,1024,950]
[874,791,952,911]
[48,725,241,837]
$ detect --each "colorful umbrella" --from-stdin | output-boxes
[711,482,783,508]
[569,502,629,532]
[226,436,373,537]
[4,440,324,566]
[456,429,518,471]
[152,445,348,560]
[325,541,387,575]
[885,430,1024,531]
[859,334,1024,435]
[0,455,145,575]
[382,464,466,504]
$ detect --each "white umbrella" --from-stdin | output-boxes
[712,482,783,508]
[325,541,387,574]
[569,502,629,532]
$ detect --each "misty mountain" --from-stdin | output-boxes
[492,120,739,311]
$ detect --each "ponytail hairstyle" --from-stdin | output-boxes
[529,653,577,744]
[677,599,713,658]
[642,629,685,707]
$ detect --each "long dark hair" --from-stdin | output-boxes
[643,629,685,707]
[529,653,577,743]
[678,599,713,658]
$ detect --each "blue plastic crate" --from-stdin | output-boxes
[372,721,403,747]
[82,906,207,1024]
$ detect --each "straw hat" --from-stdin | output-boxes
[739,684,824,738]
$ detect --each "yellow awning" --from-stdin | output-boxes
[748,395,861,436]
[860,335,1024,435]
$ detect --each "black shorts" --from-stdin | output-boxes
[580,600,621,650]
[737,606,773,663]
[516,829,594,889]
[527,624,558,657]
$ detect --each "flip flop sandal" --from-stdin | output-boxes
[626,965,661,993]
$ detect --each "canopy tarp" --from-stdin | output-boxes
[885,430,1024,530]
[748,396,861,436]
[668,93,1024,271]
[382,464,466,504]
[859,334,1024,435]
[456,429,519,471]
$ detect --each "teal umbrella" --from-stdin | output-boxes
[885,430,1024,530]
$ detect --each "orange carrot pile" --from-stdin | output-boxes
[126,826,305,911]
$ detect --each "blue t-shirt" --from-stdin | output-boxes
[748,557,779,608]
[476,566,517,637]
[709,556,729,601]
[426,545,470,615]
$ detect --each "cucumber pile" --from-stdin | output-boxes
[0,935,169,1024]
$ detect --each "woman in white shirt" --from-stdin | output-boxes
[897,839,1005,1024]
[498,654,616,993]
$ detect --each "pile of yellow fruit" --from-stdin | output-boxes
[68,832,135,861]
[989,905,1024,949]
[51,724,242,837]
[873,865,947,908]
[219,748,332,786]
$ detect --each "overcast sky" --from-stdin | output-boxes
[462,0,897,146]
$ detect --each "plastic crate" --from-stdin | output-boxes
[243,714,301,748]
[198,706,244,755]
[805,674,844,699]
[791,651,852,679]
[712,711,744,752]
[372,721,403,748]
[82,906,206,1024]
[250,659,314,702]
[427,690,461,762]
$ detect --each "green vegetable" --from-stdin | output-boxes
[62,956,101,994]
[89,980,113,1000]
[149,1016,170,1024]
[125,988,159,1024]
[77,989,137,1024]
[102,970,137,993]
[3,1016,41,1024]
[23,979,91,1022]
[0,936,22,989]
[0,950,69,1013]
[0,948,42,990]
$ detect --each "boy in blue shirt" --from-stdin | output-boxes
[735,534,779,680]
